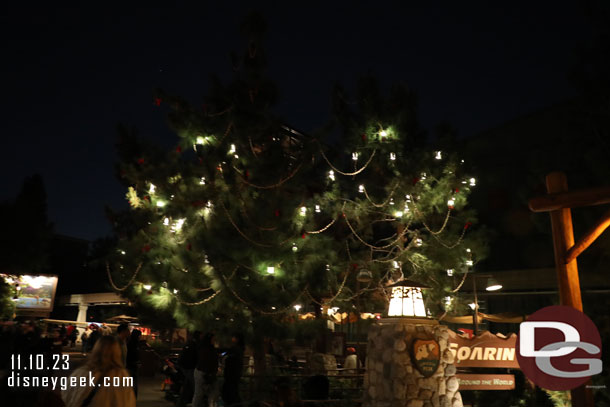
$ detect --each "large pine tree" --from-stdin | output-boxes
[107,14,485,348]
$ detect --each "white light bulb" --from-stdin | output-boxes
[267,266,275,274]
[435,151,442,160]
[200,177,206,185]
[358,185,364,193]
[292,244,298,252]
[394,211,403,218]
[390,152,396,161]
[173,289,178,294]
[171,218,186,233]
[143,284,152,291]
[466,260,473,266]
[229,144,236,154]
[468,303,477,310]
[469,178,476,186]
[421,172,427,181]
[163,217,170,226]
[156,200,166,208]
[393,261,400,269]
[405,194,411,202]
[447,269,454,276]
[466,248,471,253]
[328,170,335,181]
[389,198,395,205]
[195,136,205,145]
[379,130,387,138]
[294,304,302,311]
[415,238,423,247]
[315,205,321,213]
[120,250,126,255]
[300,207,307,216]
[447,198,455,207]
[149,184,156,194]
[271,306,276,310]
[352,152,358,161]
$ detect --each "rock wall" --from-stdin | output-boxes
[364,319,463,407]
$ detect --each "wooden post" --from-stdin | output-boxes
[545,172,583,310]
[544,172,592,407]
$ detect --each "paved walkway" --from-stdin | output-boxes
[137,375,176,407]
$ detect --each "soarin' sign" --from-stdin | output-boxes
[448,330,519,369]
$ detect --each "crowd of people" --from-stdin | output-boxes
[177,331,245,407]
[0,320,144,407]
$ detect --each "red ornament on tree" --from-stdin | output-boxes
[301,232,306,239]
[454,188,460,194]
[187,243,192,251]
[154,97,162,106]
[274,210,280,217]
[137,158,145,165]
[245,170,249,180]
[361,133,366,141]
[412,177,420,185]
[176,146,182,153]
[464,222,472,230]
[142,244,151,253]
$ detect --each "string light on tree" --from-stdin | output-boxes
[294,304,302,311]
[163,217,170,226]
[469,178,476,186]
[267,266,275,275]
[390,152,396,161]
[315,205,321,213]
[435,151,442,160]
[358,185,365,193]
[446,269,454,276]
[447,197,455,209]
[415,238,423,247]
[228,144,236,154]
[299,207,307,216]
[171,218,186,233]
[156,200,167,208]
[149,184,156,194]
[328,170,335,181]
[200,177,206,185]
[352,152,359,161]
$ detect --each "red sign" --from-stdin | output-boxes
[448,330,519,369]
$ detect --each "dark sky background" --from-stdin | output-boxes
[0,3,593,241]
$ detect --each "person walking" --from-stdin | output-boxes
[116,323,130,367]
[193,332,219,407]
[61,335,135,407]
[221,333,245,407]
[177,330,201,407]
[126,329,142,398]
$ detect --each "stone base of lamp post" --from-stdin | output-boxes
[364,318,462,407]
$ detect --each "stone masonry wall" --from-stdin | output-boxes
[364,320,463,407]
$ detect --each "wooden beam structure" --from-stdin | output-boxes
[528,172,610,407]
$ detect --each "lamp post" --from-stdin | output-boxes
[387,279,430,318]
[469,274,502,335]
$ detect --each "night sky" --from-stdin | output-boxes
[0,3,592,241]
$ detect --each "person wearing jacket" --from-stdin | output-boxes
[221,333,245,407]
[193,332,219,407]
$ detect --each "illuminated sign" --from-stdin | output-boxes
[1,274,58,312]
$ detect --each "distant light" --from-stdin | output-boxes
[267,266,275,275]
[468,303,477,310]
[486,277,502,292]
[469,178,476,186]
[294,304,302,311]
